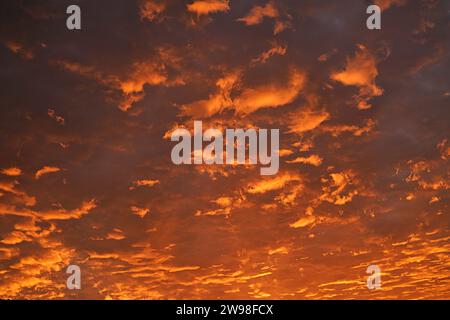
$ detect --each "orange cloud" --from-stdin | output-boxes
[0,167,22,176]
[290,215,315,228]
[37,199,97,220]
[286,154,323,166]
[405,159,449,191]
[331,45,383,109]
[0,199,96,220]
[0,217,55,245]
[0,247,20,260]
[106,228,126,240]
[120,63,168,94]
[0,234,75,298]
[234,69,305,114]
[275,184,303,207]
[238,2,278,26]
[278,149,294,157]
[118,47,186,111]
[129,179,160,190]
[212,196,233,207]
[247,173,300,194]
[1,230,31,245]
[187,0,230,16]
[289,109,329,134]
[54,47,185,112]
[319,171,359,205]
[238,2,291,34]
[195,207,231,217]
[273,19,291,35]
[195,194,243,217]
[268,246,289,255]
[2,0,449,300]
[321,119,376,137]
[130,206,150,218]
[35,166,61,179]
[181,70,240,118]
[0,182,36,207]
[251,45,286,65]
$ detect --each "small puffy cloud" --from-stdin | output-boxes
[181,70,240,118]
[238,2,291,34]
[195,194,244,217]
[0,247,20,260]
[0,199,97,220]
[0,221,47,244]
[130,206,150,218]
[129,179,160,190]
[273,19,291,35]
[287,154,323,166]
[1,231,29,245]
[212,196,233,207]
[38,199,96,220]
[35,166,60,179]
[0,182,36,206]
[106,228,126,240]
[195,207,231,217]
[405,159,449,191]
[180,67,304,117]
[119,62,168,94]
[278,149,294,157]
[118,48,186,111]
[320,171,359,205]
[54,47,185,112]
[234,69,305,114]
[268,246,289,255]
[321,119,376,137]
[289,109,329,135]
[331,45,383,110]
[1,167,22,176]
[0,238,75,298]
[290,206,317,228]
[247,173,300,194]
[238,2,278,26]
[275,184,303,207]
[290,215,315,228]
[187,0,230,16]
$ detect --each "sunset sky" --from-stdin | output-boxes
[0,0,449,299]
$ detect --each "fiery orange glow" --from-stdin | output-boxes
[0,0,448,300]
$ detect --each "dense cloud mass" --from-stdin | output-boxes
[0,0,449,299]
